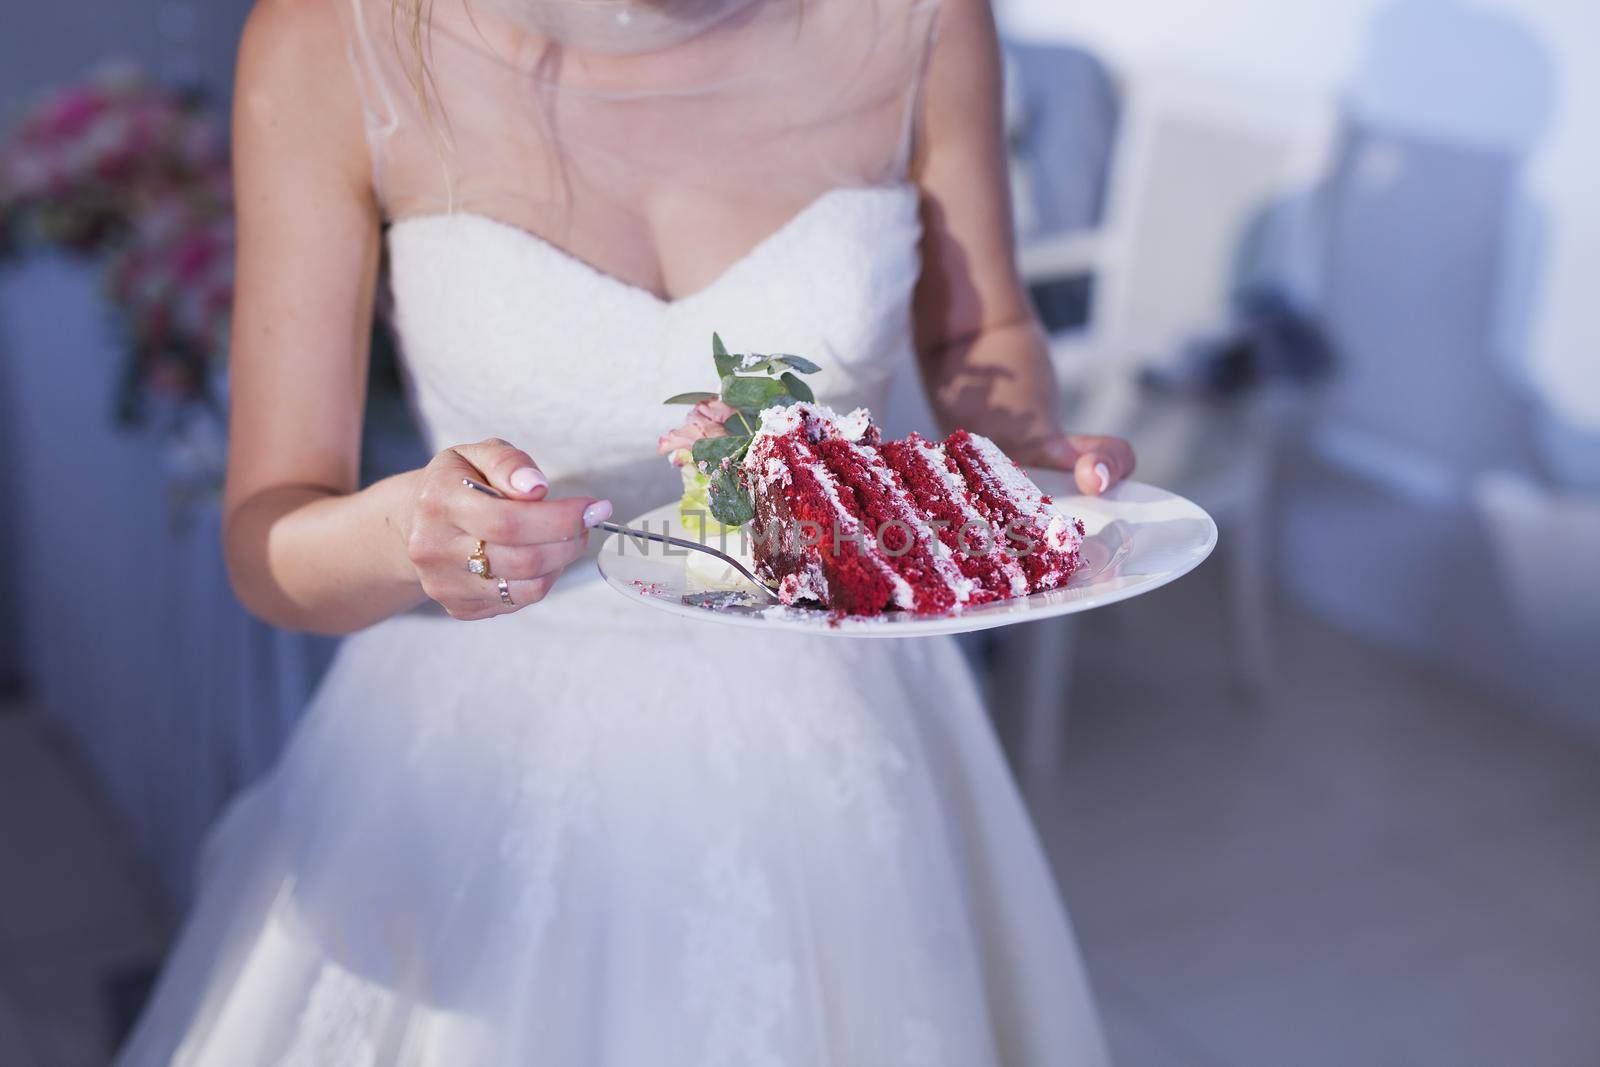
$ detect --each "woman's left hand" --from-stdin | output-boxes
[1017,433,1137,497]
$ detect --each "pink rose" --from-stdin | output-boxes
[656,399,738,465]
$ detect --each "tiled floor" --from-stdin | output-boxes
[0,704,166,1067]
[1024,564,1600,1067]
[2,562,1598,1066]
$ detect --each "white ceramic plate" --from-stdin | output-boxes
[595,472,1217,638]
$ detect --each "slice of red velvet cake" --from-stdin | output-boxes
[879,433,1030,604]
[743,405,913,615]
[943,429,1086,592]
[815,433,975,615]
[741,405,1084,613]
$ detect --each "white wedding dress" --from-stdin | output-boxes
[119,1,1108,1063]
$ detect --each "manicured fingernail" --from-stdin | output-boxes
[1095,462,1111,494]
[510,467,547,494]
[583,499,613,527]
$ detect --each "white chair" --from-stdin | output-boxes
[1002,67,1336,775]
[1026,67,1335,415]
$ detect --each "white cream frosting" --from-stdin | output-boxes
[964,433,1084,555]
[801,452,915,611]
[743,403,813,482]
[910,438,1029,596]
[833,407,874,444]
[757,455,791,491]
[751,403,806,440]
[778,562,827,606]
[852,441,974,605]
[745,402,873,469]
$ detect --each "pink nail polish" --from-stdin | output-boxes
[1094,462,1112,494]
[583,499,613,528]
[510,467,547,494]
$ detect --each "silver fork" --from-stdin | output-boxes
[461,477,778,602]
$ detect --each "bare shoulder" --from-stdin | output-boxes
[240,0,350,72]
[235,0,369,188]
[915,0,1003,172]
[237,0,362,123]
[928,0,999,41]
[925,0,1001,85]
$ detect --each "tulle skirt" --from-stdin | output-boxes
[117,571,1108,1066]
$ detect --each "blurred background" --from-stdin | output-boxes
[1,0,1597,1064]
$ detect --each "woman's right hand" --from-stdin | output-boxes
[402,439,613,621]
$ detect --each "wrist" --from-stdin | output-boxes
[374,468,428,590]
[1008,432,1075,470]
[967,418,1066,463]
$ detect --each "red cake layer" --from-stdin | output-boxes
[943,430,1084,593]
[745,416,908,615]
[816,437,973,614]
[879,434,1029,603]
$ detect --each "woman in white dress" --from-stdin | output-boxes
[119,0,1134,1063]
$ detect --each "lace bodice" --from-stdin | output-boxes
[385,184,924,519]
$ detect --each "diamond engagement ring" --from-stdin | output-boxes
[467,540,494,579]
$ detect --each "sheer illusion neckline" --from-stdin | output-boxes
[385,183,918,307]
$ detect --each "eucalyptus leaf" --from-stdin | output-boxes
[707,466,756,526]
[691,433,749,470]
[780,371,815,403]
[775,354,822,375]
[663,390,719,406]
[712,333,739,378]
[722,375,790,412]
[726,407,762,437]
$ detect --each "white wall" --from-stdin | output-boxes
[997,0,1600,432]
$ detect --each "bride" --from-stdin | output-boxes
[120,0,1134,1062]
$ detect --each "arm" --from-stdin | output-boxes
[910,0,1133,495]
[223,0,604,635]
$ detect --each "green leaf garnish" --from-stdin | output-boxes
[691,433,749,469]
[661,332,828,527]
[707,465,756,526]
[722,375,790,413]
[712,332,739,378]
[775,354,821,374]
[780,371,814,403]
